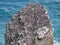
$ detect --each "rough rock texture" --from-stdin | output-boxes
[5,3,54,45]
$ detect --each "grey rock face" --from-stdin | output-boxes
[5,3,54,45]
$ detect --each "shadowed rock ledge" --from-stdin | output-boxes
[5,3,54,45]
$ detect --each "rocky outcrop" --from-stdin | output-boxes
[5,3,54,45]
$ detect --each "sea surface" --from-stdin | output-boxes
[0,0,60,45]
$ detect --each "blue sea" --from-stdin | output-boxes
[0,0,60,45]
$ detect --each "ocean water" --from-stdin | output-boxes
[0,0,60,45]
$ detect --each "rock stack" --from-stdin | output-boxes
[5,3,54,45]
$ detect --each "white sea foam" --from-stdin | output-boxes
[54,40,60,45]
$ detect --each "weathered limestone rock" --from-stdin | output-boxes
[5,3,54,45]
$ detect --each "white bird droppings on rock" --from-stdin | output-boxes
[5,3,54,45]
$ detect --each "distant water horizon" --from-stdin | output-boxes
[0,0,60,45]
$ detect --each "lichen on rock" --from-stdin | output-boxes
[5,3,54,45]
